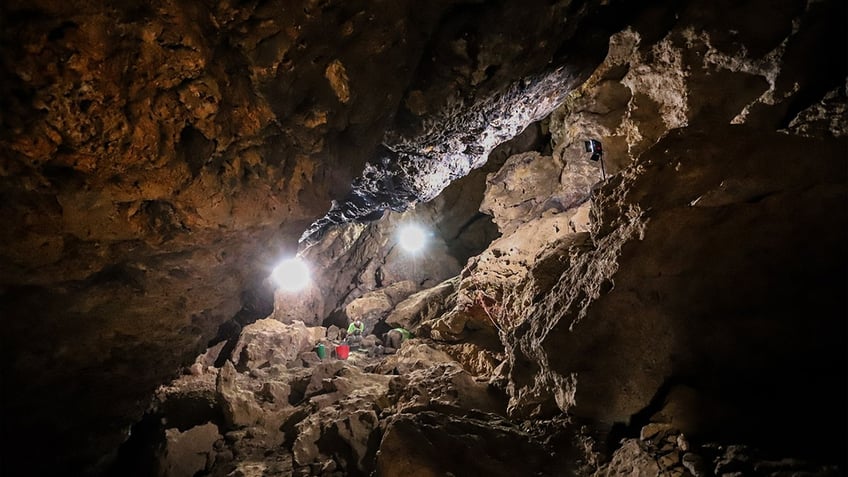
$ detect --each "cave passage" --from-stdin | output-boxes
[1,0,845,476]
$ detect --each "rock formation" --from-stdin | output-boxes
[0,0,845,475]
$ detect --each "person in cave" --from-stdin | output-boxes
[209,318,243,368]
[383,327,412,353]
[346,317,365,349]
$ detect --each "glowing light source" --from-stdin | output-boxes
[398,224,428,253]
[272,257,311,292]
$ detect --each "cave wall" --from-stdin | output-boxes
[315,0,846,466]
[0,0,621,474]
[491,0,847,462]
[280,0,847,470]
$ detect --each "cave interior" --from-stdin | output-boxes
[0,0,846,476]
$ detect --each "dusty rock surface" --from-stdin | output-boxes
[117,315,525,476]
[0,0,615,472]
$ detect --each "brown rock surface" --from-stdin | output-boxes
[1,0,845,474]
[595,425,841,477]
[160,423,222,477]
[0,0,615,471]
[376,411,553,477]
[231,319,324,370]
[504,126,846,454]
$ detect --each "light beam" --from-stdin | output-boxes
[398,224,428,253]
[272,257,311,292]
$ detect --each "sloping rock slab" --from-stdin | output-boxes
[376,411,552,477]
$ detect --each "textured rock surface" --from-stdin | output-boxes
[1,0,845,474]
[0,0,620,473]
[490,8,847,470]
[376,411,553,477]
[505,126,846,431]
[160,423,222,477]
[121,315,529,477]
[231,319,324,370]
[595,424,841,477]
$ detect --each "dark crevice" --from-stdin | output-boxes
[451,212,492,241]
[47,21,79,41]
[745,190,779,204]
[178,125,215,178]
[606,375,695,453]
[107,412,164,477]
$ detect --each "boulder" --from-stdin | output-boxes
[376,340,456,375]
[216,361,264,428]
[376,411,552,477]
[159,423,221,477]
[344,291,392,331]
[293,404,381,472]
[386,277,459,332]
[481,151,599,235]
[594,439,662,477]
[388,362,506,416]
[258,382,291,406]
[344,281,421,334]
[596,429,840,477]
[326,325,341,341]
[381,280,420,304]
[291,367,394,473]
[231,319,325,371]
[303,361,347,402]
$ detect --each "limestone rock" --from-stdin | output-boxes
[231,319,325,371]
[297,351,322,368]
[153,372,219,433]
[504,126,846,457]
[481,151,599,235]
[376,341,456,376]
[785,87,848,138]
[4,0,846,473]
[451,203,593,339]
[380,280,420,305]
[216,361,264,429]
[291,367,394,472]
[293,405,381,472]
[376,411,552,477]
[258,381,291,406]
[160,423,221,477]
[303,361,347,402]
[195,341,227,370]
[343,281,418,332]
[597,433,840,477]
[345,291,392,325]
[640,423,674,441]
[435,342,504,378]
[386,277,459,332]
[682,452,708,477]
[5,0,605,468]
[594,439,662,477]
[326,325,341,341]
[388,361,505,416]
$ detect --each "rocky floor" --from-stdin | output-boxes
[112,317,842,477]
